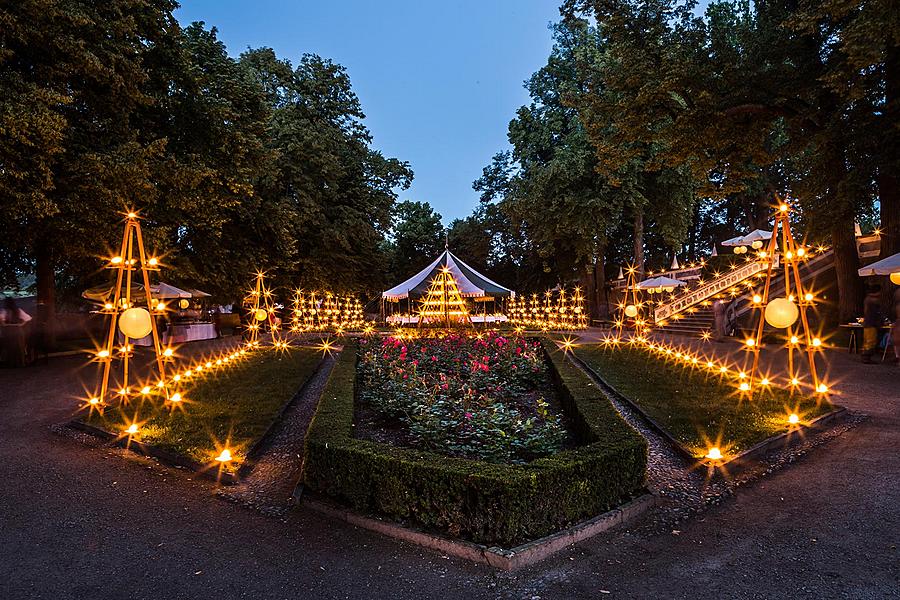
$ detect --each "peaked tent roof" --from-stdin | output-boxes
[858,251,900,276]
[382,250,514,300]
[720,229,773,247]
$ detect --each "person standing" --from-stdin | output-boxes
[861,284,883,363]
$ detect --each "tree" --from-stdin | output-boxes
[0,0,181,340]
[388,200,445,278]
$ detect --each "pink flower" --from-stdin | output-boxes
[442,383,448,390]
[412,359,418,366]
[465,412,473,420]
[431,355,438,361]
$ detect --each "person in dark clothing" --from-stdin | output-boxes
[861,284,883,363]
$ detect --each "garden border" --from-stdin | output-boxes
[567,349,848,470]
[300,491,656,571]
[61,351,328,485]
[299,337,649,548]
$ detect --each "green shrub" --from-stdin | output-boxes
[302,339,647,546]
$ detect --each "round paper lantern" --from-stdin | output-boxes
[733,246,741,254]
[254,308,268,321]
[765,297,799,329]
[624,305,638,318]
[751,240,763,249]
[664,286,675,293]
[891,272,900,285]
[179,299,190,309]
[118,307,152,339]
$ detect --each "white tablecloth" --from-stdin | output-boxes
[121,322,218,346]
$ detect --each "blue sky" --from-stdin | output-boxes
[174,1,561,224]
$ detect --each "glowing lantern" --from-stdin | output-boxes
[890,272,900,285]
[764,297,799,329]
[706,447,723,460]
[178,298,190,309]
[788,413,799,425]
[147,257,158,267]
[751,240,763,249]
[118,307,152,338]
[255,308,268,321]
[624,305,638,318]
[125,424,139,435]
[215,449,232,463]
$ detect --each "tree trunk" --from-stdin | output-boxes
[832,218,863,323]
[633,209,644,276]
[594,240,608,319]
[35,238,56,351]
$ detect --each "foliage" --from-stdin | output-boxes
[84,347,321,468]
[0,4,412,318]
[358,333,566,463]
[575,343,833,455]
[303,339,647,546]
[385,200,445,279]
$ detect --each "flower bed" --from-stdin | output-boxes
[356,333,569,463]
[302,336,648,546]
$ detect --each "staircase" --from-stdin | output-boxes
[651,248,836,338]
[654,305,714,337]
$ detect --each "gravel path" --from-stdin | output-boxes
[218,351,336,516]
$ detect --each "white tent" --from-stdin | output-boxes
[637,276,687,291]
[382,249,514,301]
[720,229,772,247]
[151,283,192,299]
[858,252,900,276]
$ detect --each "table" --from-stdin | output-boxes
[121,322,218,346]
[839,323,891,353]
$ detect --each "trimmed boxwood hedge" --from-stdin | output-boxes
[302,339,648,546]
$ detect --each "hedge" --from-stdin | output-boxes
[302,338,647,547]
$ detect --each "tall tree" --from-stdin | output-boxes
[388,200,445,278]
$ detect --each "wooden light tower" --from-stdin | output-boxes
[742,196,828,396]
[244,271,283,347]
[615,265,642,337]
[92,211,173,408]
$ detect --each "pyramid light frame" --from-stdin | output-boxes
[94,211,172,406]
[417,267,472,328]
[744,196,827,396]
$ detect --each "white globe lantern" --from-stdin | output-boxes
[255,308,268,321]
[765,297,799,329]
[118,307,152,339]
[624,305,638,318]
[733,246,741,254]
[751,240,763,250]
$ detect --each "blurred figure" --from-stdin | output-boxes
[0,298,33,366]
[891,284,900,365]
[861,284,883,364]
[712,298,728,342]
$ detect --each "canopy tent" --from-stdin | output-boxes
[720,229,773,247]
[382,250,514,301]
[858,252,900,276]
[82,281,192,304]
[185,287,211,298]
[636,276,687,292]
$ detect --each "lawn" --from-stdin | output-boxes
[574,343,833,457]
[84,346,322,468]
